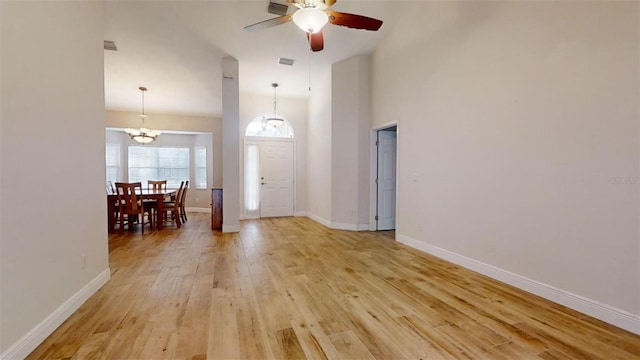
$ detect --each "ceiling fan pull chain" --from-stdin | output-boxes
[308,49,312,92]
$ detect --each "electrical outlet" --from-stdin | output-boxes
[81,254,87,269]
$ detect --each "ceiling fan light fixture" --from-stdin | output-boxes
[292,7,328,34]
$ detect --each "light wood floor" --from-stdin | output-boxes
[28,213,639,359]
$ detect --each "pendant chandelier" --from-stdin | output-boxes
[125,86,161,144]
[264,83,284,128]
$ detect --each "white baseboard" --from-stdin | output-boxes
[185,207,211,213]
[330,222,371,231]
[222,224,241,233]
[330,222,358,231]
[305,213,369,232]
[1,268,111,360]
[396,234,640,335]
[306,212,331,228]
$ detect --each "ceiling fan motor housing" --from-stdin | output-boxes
[268,1,288,16]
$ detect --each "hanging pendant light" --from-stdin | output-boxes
[125,86,161,144]
[264,83,285,128]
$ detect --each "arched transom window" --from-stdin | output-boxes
[245,115,294,138]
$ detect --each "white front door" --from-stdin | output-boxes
[259,140,294,218]
[377,130,397,230]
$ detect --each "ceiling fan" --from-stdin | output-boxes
[244,0,383,52]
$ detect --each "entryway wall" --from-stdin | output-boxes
[305,55,373,231]
[330,55,372,230]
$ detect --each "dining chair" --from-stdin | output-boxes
[106,180,116,195]
[145,179,168,220]
[147,180,167,192]
[114,182,153,234]
[162,181,184,228]
[107,181,120,231]
[178,180,189,223]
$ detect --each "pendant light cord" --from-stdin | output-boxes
[272,83,279,116]
[308,49,312,92]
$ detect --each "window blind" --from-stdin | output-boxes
[195,146,207,189]
[128,146,189,188]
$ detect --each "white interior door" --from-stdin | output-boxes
[259,140,294,218]
[377,130,397,230]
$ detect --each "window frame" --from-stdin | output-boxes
[194,145,207,189]
[105,143,121,184]
[127,145,190,189]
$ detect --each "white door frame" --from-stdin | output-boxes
[369,123,399,231]
[242,137,296,219]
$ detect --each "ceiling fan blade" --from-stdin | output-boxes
[307,31,324,52]
[326,10,383,31]
[244,14,292,32]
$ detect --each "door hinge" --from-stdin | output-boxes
[376,140,379,146]
[375,178,379,184]
[375,215,379,221]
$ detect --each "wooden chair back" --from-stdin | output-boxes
[148,180,167,192]
[115,182,143,213]
[166,181,185,228]
[173,181,185,213]
[106,180,115,195]
[179,180,189,223]
[114,182,152,234]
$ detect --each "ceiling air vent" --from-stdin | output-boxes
[103,40,118,51]
[278,57,295,66]
[268,1,288,16]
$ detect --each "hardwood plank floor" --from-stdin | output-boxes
[27,214,639,359]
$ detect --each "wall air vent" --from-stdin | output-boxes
[104,40,118,51]
[268,1,289,16]
[278,57,295,66]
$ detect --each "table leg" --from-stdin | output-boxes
[108,199,115,233]
[157,198,164,230]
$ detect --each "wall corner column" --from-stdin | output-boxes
[221,57,241,232]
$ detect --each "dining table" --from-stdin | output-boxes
[107,188,177,233]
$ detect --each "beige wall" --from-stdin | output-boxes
[106,109,220,134]
[331,56,372,229]
[306,67,333,223]
[372,0,639,323]
[1,2,109,356]
[222,58,241,232]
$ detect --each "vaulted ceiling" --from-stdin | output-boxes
[104,0,401,118]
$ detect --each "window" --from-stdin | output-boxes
[194,146,207,189]
[244,143,259,213]
[245,116,294,138]
[128,146,189,188]
[106,143,120,184]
